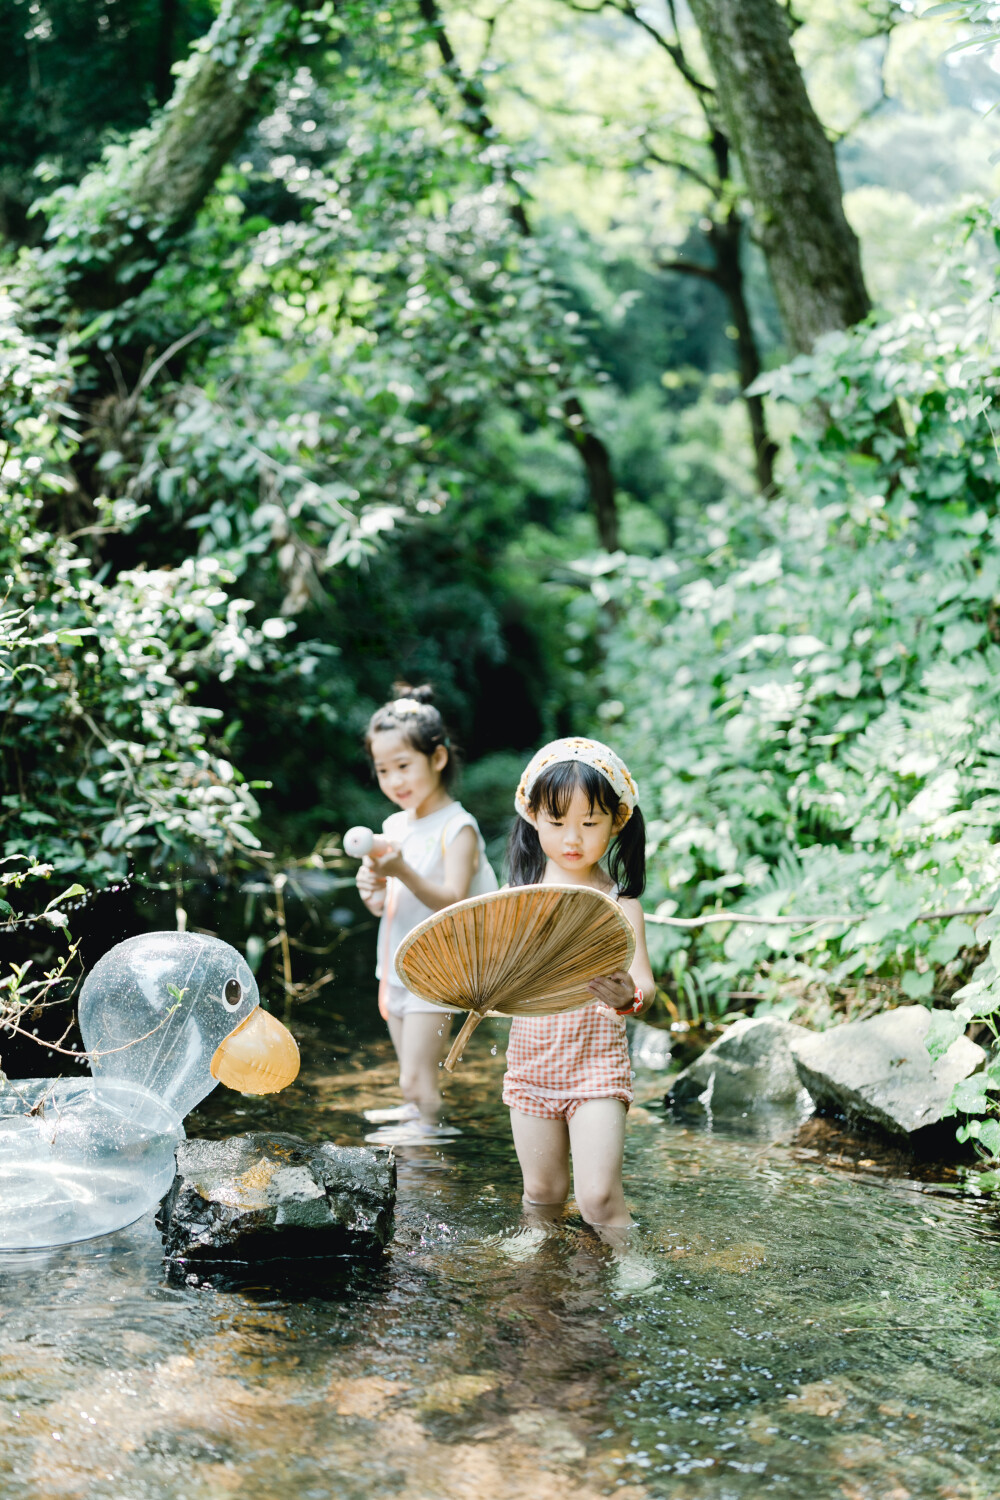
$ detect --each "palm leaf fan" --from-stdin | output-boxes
[394,884,636,1071]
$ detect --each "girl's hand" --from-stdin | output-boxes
[370,845,405,879]
[356,858,387,893]
[356,859,387,914]
[589,969,641,1014]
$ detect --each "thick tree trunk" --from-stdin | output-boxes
[51,0,313,314]
[685,0,871,353]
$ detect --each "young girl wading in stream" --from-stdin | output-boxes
[355,686,496,1144]
[503,737,655,1232]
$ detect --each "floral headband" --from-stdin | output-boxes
[515,737,639,824]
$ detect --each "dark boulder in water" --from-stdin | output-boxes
[667,1016,812,1113]
[158,1132,396,1276]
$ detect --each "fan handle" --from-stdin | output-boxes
[443,1010,483,1072]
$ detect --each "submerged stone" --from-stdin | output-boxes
[789,1006,985,1142]
[158,1131,396,1271]
[666,1016,811,1112]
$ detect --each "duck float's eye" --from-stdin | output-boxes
[222,978,243,1011]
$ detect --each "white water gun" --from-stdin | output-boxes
[343,826,393,860]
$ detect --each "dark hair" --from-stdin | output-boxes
[364,682,457,786]
[505,760,645,898]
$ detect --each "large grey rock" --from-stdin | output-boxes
[667,1016,812,1111]
[790,1006,985,1140]
[158,1132,396,1270]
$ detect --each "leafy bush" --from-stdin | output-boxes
[0,288,271,882]
[590,247,1000,1019]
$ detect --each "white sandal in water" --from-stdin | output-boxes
[362,1102,422,1124]
[364,1121,462,1146]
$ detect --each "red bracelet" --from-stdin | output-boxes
[615,987,644,1015]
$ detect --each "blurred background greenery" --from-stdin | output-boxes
[5,0,1000,1031]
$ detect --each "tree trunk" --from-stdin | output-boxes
[417,0,619,551]
[685,0,871,353]
[50,0,314,314]
[710,211,777,493]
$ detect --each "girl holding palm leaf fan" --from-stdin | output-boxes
[503,738,655,1229]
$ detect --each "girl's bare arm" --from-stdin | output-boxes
[371,825,479,913]
[589,897,656,1014]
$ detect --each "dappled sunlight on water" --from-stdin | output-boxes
[3,965,1000,1499]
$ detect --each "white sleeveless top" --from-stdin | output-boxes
[376,801,497,999]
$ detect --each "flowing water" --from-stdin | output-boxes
[3,909,1000,1499]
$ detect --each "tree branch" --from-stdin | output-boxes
[646,903,993,929]
[609,0,714,100]
[40,0,324,315]
[828,34,892,143]
[642,140,721,197]
[655,255,720,282]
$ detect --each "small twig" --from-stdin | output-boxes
[124,322,211,422]
[272,873,294,993]
[290,970,336,1005]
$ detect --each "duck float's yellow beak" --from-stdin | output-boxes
[210,1007,300,1095]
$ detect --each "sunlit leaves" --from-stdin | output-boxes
[589,247,1000,1015]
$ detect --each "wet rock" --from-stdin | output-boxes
[666,1016,811,1112]
[158,1132,396,1273]
[628,1019,673,1071]
[789,1006,985,1142]
[416,1374,499,1415]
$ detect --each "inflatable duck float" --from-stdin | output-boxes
[0,931,300,1250]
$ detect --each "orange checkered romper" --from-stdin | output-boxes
[502,1003,633,1121]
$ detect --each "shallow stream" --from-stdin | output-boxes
[3,915,1000,1499]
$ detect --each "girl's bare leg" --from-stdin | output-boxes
[386,1011,405,1064]
[568,1099,631,1229]
[399,1012,451,1121]
[509,1109,571,1207]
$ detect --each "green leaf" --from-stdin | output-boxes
[44,884,86,911]
[979,1118,1000,1158]
[928,919,977,965]
[853,906,919,945]
[925,1009,965,1061]
[902,969,935,1000]
[948,1073,991,1118]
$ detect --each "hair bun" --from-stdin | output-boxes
[391,681,435,706]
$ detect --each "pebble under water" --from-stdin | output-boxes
[3,952,1000,1498]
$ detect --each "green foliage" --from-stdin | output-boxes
[0,0,215,243]
[0,858,85,1077]
[923,906,1000,1170]
[4,0,1000,952]
[0,291,270,880]
[0,14,618,873]
[589,233,1000,1015]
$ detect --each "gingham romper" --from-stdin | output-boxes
[502,1006,633,1120]
[502,887,634,1120]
